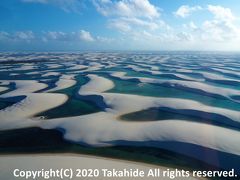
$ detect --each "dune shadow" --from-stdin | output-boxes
[120,107,240,131]
[104,140,240,174]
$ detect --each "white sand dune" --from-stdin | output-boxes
[176,69,193,73]
[0,154,199,180]
[0,79,68,130]
[137,63,160,71]
[142,79,240,98]
[200,71,240,83]
[0,93,68,130]
[79,75,240,122]
[111,72,240,99]
[68,64,88,70]
[9,73,19,76]
[40,112,240,156]
[25,71,40,75]
[0,86,8,93]
[67,62,104,73]
[127,65,161,75]
[42,72,60,77]
[0,80,47,98]
[2,75,239,161]
[79,74,114,95]
[0,81,11,85]
[34,74,240,170]
[12,65,36,71]
[126,65,200,81]
[79,66,102,73]
[46,63,63,69]
[45,75,76,92]
[212,67,240,77]
[0,57,239,172]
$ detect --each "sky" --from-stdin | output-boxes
[0,0,240,51]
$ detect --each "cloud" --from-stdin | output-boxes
[199,5,239,42]
[92,1,177,49]
[109,19,132,32]
[93,0,170,37]
[42,30,95,42]
[0,31,10,40]
[3,2,240,51]
[207,5,235,22]
[183,21,198,31]
[15,31,35,41]
[93,0,160,19]
[201,19,239,42]
[174,5,202,18]
[44,31,72,41]
[21,0,83,13]
[96,36,114,43]
[79,30,95,42]
[0,31,35,42]
[122,4,240,50]
[174,4,240,44]
[189,21,198,30]
[109,17,162,33]
[176,32,193,41]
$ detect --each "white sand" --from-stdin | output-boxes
[0,86,8,93]
[0,72,239,171]
[68,64,88,70]
[12,65,36,71]
[111,71,240,99]
[0,80,48,98]
[46,64,63,69]
[0,93,68,130]
[212,67,240,77]
[79,74,114,95]
[200,71,240,82]
[42,72,60,77]
[0,78,68,130]
[82,74,240,122]
[25,72,40,75]
[0,81,10,85]
[35,74,240,170]
[45,75,76,92]
[126,65,199,81]
[0,154,200,180]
